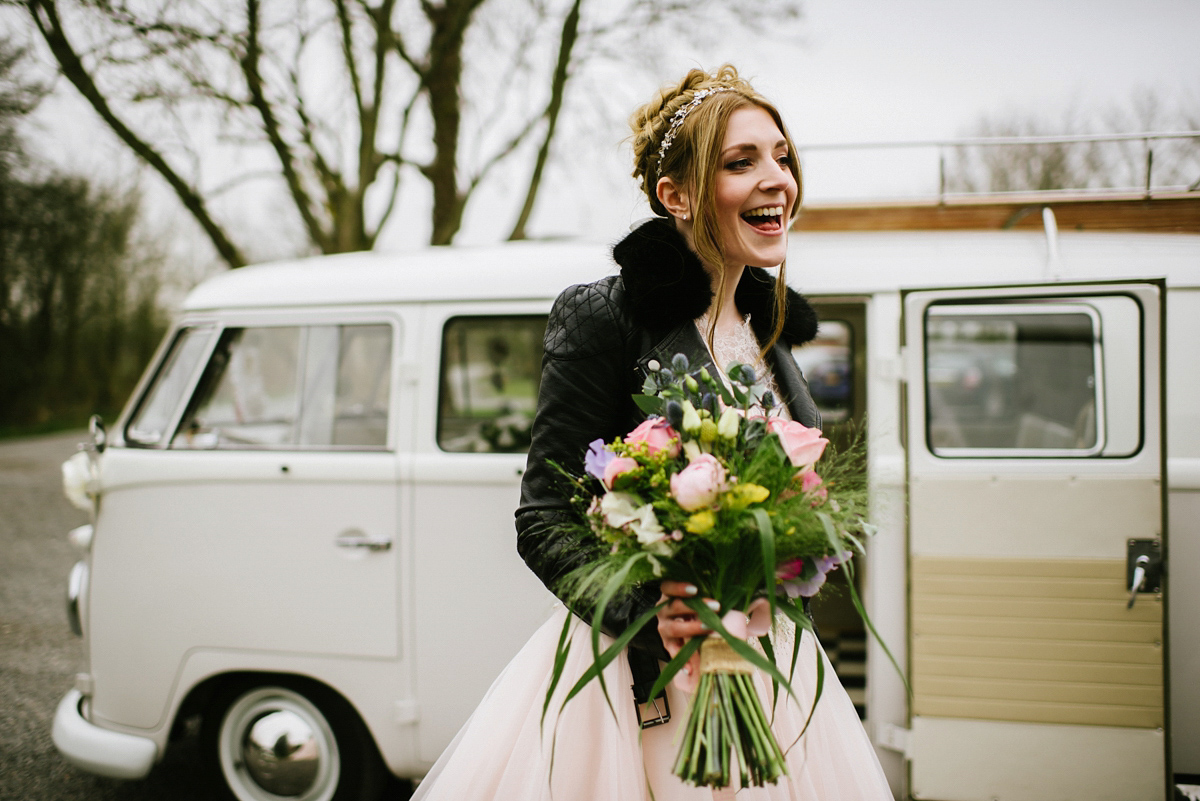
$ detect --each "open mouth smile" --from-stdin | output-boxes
[740,205,785,233]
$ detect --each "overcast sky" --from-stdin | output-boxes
[23,0,1200,257]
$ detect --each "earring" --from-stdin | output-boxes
[682,212,689,221]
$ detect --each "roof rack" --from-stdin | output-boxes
[794,132,1200,233]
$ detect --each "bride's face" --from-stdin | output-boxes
[713,106,797,270]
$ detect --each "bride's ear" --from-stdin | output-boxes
[656,177,691,223]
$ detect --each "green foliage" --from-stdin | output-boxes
[0,37,166,433]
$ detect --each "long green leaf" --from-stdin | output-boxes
[815,510,844,556]
[844,559,911,701]
[590,553,651,713]
[751,508,776,623]
[645,634,703,703]
[541,610,575,732]
[560,602,665,715]
[684,598,797,705]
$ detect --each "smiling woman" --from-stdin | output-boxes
[410,65,892,801]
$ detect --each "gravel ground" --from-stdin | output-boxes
[0,431,211,801]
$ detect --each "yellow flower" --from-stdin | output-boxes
[685,510,716,534]
[723,482,770,510]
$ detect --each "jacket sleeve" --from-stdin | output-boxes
[515,279,667,659]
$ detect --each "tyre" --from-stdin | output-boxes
[202,677,387,801]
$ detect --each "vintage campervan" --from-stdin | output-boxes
[51,187,1198,800]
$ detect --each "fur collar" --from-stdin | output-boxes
[611,217,819,347]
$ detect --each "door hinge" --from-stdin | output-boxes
[394,699,419,725]
[875,721,911,756]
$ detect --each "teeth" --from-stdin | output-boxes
[743,206,783,218]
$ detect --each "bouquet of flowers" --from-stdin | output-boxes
[544,353,890,789]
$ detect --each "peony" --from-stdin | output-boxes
[625,417,680,457]
[669,454,727,511]
[766,418,829,472]
[603,456,639,489]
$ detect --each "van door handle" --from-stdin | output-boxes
[1127,555,1149,609]
[335,529,392,552]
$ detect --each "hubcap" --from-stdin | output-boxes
[218,687,340,801]
[243,710,319,796]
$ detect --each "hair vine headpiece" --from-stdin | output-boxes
[655,86,735,177]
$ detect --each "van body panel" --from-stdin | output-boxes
[904,282,1166,800]
[408,300,558,763]
[88,448,400,729]
[909,717,1164,801]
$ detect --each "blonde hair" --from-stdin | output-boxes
[630,65,803,358]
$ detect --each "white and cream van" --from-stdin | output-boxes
[52,195,1199,801]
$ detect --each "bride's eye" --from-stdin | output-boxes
[725,158,752,170]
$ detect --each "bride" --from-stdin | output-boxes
[412,65,893,801]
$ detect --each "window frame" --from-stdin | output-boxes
[434,313,548,455]
[124,315,399,453]
[923,301,1108,459]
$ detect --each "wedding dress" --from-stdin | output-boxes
[411,315,893,800]
[410,608,893,800]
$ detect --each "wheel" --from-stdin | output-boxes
[202,677,387,801]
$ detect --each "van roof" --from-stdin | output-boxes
[182,230,1200,311]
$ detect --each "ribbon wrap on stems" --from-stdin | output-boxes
[675,596,773,692]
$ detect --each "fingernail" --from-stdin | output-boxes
[704,599,721,611]
[683,584,698,596]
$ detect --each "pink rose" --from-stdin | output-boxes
[625,417,680,457]
[669,453,727,511]
[766,418,829,472]
[603,456,639,489]
[801,469,828,505]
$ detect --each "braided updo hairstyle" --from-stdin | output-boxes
[629,65,802,357]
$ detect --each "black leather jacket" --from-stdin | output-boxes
[516,218,822,664]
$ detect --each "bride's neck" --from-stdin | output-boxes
[705,263,745,334]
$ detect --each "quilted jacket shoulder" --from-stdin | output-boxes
[544,276,631,360]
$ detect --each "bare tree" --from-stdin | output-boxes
[948,94,1200,195]
[14,0,803,267]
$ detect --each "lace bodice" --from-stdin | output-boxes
[696,312,790,419]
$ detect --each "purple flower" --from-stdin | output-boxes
[584,438,614,482]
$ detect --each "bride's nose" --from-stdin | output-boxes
[759,160,792,191]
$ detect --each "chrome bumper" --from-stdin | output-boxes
[52,689,156,779]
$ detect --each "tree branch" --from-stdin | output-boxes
[509,0,581,240]
[26,0,247,268]
[240,0,332,251]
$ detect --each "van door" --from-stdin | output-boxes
[902,282,1166,801]
[92,318,402,728]
[408,303,557,763]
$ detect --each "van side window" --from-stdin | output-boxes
[925,305,1102,456]
[174,327,303,449]
[126,325,214,446]
[792,320,853,425]
[300,324,392,448]
[171,324,392,450]
[437,316,546,453]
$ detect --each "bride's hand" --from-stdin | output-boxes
[657,581,717,680]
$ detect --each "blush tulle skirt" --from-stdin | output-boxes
[411,607,893,800]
